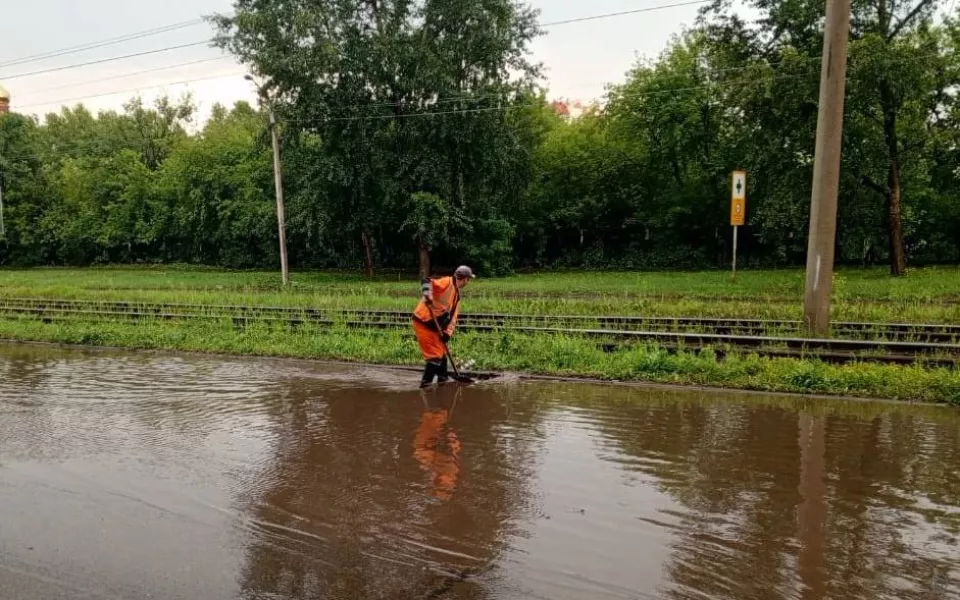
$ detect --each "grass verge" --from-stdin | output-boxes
[0,316,957,404]
[2,266,960,322]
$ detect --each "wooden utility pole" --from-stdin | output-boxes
[269,110,290,287]
[802,0,851,336]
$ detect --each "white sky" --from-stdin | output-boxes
[0,0,706,123]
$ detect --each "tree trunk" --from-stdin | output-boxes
[418,239,430,280]
[886,162,906,276]
[361,231,375,278]
[882,97,907,276]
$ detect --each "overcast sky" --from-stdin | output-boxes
[0,0,706,123]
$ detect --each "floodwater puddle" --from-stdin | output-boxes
[0,344,958,599]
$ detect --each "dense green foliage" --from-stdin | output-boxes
[0,0,957,274]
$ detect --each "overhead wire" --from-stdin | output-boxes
[1,42,214,82]
[1,0,707,112]
[1,0,704,81]
[14,72,245,111]
[2,45,954,165]
[279,49,953,125]
[4,46,952,141]
[0,19,206,70]
[540,0,709,26]
[4,0,951,129]
[0,51,917,165]
[289,73,810,125]
[3,0,712,112]
[15,57,231,98]
[314,52,822,115]
[0,64,803,163]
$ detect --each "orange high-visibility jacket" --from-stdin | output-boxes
[412,276,461,336]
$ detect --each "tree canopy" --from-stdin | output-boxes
[0,0,957,274]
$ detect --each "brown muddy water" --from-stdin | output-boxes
[0,345,958,600]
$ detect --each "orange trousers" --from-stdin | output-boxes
[412,319,445,362]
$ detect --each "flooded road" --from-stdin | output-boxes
[0,344,958,600]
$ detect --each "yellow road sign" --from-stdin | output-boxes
[730,171,746,226]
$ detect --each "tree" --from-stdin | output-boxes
[0,113,50,265]
[606,34,735,267]
[702,0,960,274]
[156,102,274,266]
[0,5,958,273]
[401,191,464,277]
[212,0,541,277]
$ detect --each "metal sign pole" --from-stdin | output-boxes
[730,170,746,281]
[732,225,738,280]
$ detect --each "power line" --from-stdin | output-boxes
[1,48,950,163]
[0,19,205,70]
[2,42,213,82]
[305,46,955,121]
[0,70,790,162]
[0,1,708,108]
[277,71,816,126]
[4,3,949,128]
[15,57,231,99]
[6,42,950,124]
[285,49,953,124]
[1,1,704,80]
[541,0,710,26]
[335,54,817,114]
[14,72,244,111]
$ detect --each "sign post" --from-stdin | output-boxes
[730,170,746,279]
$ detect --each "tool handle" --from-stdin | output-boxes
[429,312,462,378]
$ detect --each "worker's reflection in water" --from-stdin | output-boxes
[414,386,462,501]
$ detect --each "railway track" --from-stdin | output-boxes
[1,296,957,340]
[381,289,960,305]
[0,296,958,367]
[45,285,960,305]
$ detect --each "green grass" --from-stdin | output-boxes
[1,264,959,298]
[0,316,956,403]
[1,266,959,404]
[1,265,960,322]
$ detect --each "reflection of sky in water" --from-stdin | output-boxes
[0,343,958,600]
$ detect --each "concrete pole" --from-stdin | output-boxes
[270,111,290,287]
[0,144,5,237]
[803,0,851,336]
[0,179,5,237]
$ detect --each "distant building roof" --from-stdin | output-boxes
[0,83,9,101]
[549,98,592,119]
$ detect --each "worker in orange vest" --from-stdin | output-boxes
[411,265,475,387]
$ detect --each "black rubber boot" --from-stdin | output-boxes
[436,356,450,384]
[420,361,439,388]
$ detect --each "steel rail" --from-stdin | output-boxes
[0,297,956,342]
[1,300,958,367]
